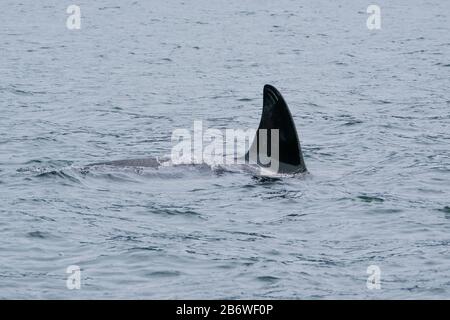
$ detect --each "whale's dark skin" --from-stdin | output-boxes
[246,85,307,174]
[88,85,307,174]
[89,158,160,168]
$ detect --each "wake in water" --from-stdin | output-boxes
[15,155,309,186]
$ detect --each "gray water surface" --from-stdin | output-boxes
[0,0,449,299]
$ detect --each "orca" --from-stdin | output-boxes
[88,84,307,174]
[89,157,160,168]
[246,84,307,174]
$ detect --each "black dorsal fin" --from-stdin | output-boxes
[246,85,307,173]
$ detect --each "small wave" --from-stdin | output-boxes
[435,63,450,67]
[16,163,82,184]
[357,195,384,203]
[16,160,74,174]
[251,175,282,184]
[342,120,363,126]
[147,271,182,277]
[99,6,120,10]
[35,170,81,183]
[261,189,303,200]
[369,208,403,214]
[5,86,46,96]
[129,246,163,252]
[27,231,52,239]
[10,89,33,96]
[220,230,273,240]
[438,206,450,213]
[151,206,202,218]
[437,207,450,219]
[256,276,280,283]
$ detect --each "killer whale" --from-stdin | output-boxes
[89,85,307,174]
[246,84,307,174]
[89,157,161,167]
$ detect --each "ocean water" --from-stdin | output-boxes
[0,0,449,299]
